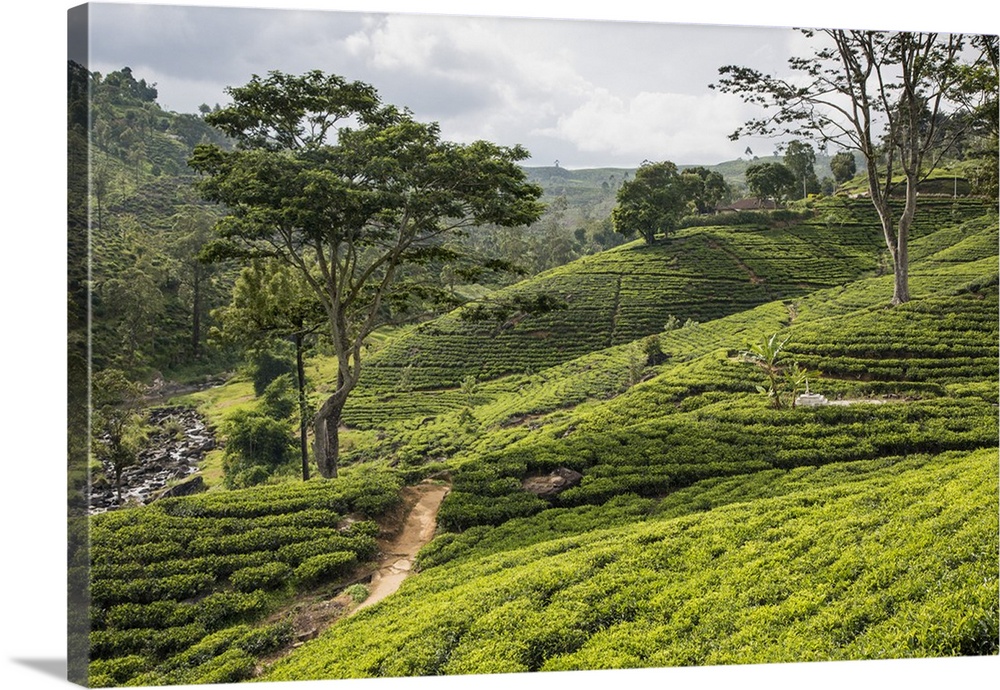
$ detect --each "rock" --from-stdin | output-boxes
[796,392,829,407]
[521,467,584,499]
[89,406,216,515]
[153,475,206,500]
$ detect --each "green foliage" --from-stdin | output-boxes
[641,334,668,366]
[293,551,358,586]
[266,449,998,679]
[781,140,821,198]
[260,373,296,421]
[190,68,545,477]
[229,562,293,592]
[830,151,857,184]
[91,368,149,502]
[87,468,401,684]
[85,64,237,380]
[612,161,688,244]
[679,166,730,213]
[352,196,980,429]
[345,584,371,604]
[250,350,293,397]
[739,332,812,408]
[745,161,797,205]
[220,408,295,488]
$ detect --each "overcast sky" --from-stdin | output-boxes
[75,1,995,169]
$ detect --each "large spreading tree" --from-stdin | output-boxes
[745,162,797,206]
[781,140,820,199]
[713,30,996,305]
[190,71,544,478]
[612,161,689,244]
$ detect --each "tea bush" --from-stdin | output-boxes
[264,448,998,680]
[87,466,402,684]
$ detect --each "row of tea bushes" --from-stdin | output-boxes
[86,467,402,685]
[344,204,996,435]
[346,212,998,500]
[263,448,998,679]
[354,207,899,403]
[435,390,997,530]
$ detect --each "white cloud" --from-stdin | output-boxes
[345,15,444,71]
[81,2,989,168]
[538,89,762,164]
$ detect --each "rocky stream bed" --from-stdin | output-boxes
[90,406,216,514]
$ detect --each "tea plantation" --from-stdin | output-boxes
[85,197,999,685]
[83,470,400,686]
[344,197,993,429]
[265,448,997,679]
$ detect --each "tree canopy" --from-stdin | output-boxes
[829,151,858,185]
[680,166,730,213]
[611,161,688,244]
[190,70,544,477]
[713,30,997,305]
[744,162,797,206]
[213,260,327,480]
[781,140,820,199]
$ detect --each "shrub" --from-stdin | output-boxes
[188,647,257,684]
[250,350,293,397]
[292,551,358,586]
[87,654,150,684]
[230,562,292,592]
[194,590,270,630]
[344,583,370,604]
[220,409,295,488]
[260,374,296,420]
[346,520,381,539]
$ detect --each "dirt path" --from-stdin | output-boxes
[353,482,450,613]
[255,481,451,671]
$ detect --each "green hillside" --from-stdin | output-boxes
[259,206,998,679]
[83,194,999,684]
[344,197,993,429]
[266,448,997,679]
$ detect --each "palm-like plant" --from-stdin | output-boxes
[740,333,812,408]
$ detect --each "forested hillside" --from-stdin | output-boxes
[79,63,236,380]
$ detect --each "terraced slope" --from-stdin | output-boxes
[82,470,401,687]
[426,213,998,530]
[264,448,998,679]
[344,197,993,429]
[264,208,999,683]
[340,211,998,482]
[85,203,998,686]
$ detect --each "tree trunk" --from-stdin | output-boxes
[890,176,916,306]
[314,382,346,479]
[294,332,309,481]
[191,268,202,358]
[890,229,910,305]
[869,190,912,307]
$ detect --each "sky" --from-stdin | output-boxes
[75,1,996,169]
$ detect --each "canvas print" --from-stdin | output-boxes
[67,2,999,687]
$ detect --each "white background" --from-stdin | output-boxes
[1,1,997,689]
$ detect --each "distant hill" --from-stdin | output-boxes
[525,152,846,206]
